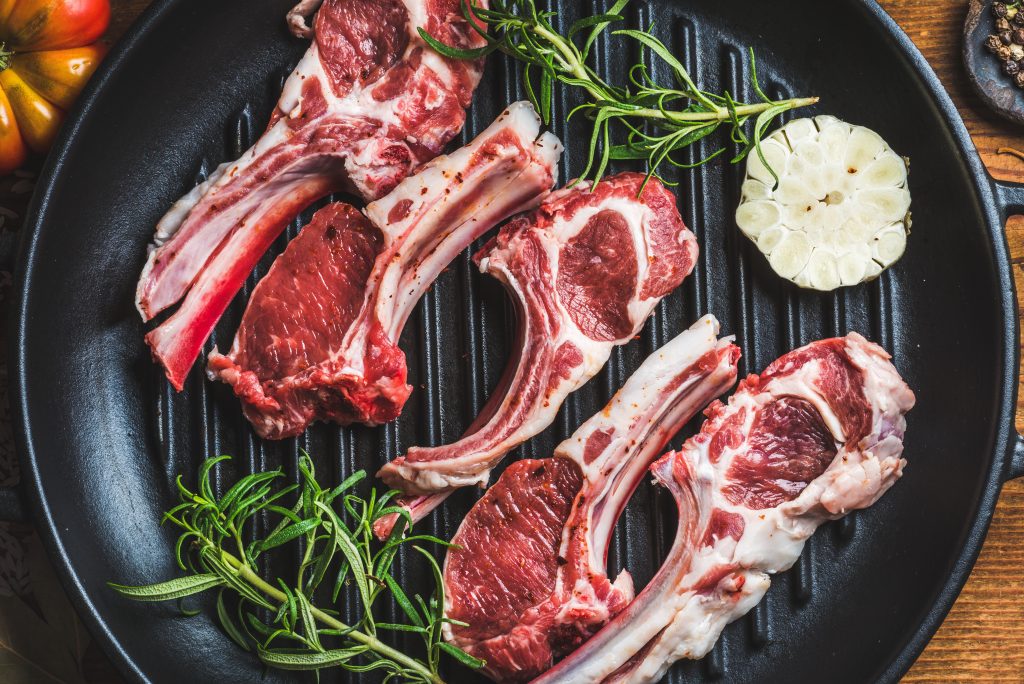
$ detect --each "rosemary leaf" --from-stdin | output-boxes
[107,574,224,602]
[257,646,370,670]
[437,642,487,669]
[216,588,251,651]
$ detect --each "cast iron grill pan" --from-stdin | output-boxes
[12,1,1024,683]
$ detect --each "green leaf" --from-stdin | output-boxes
[613,28,715,109]
[198,455,231,503]
[375,623,428,634]
[255,518,321,553]
[258,646,369,670]
[325,470,368,504]
[417,27,495,60]
[295,592,322,651]
[382,574,423,628]
[107,574,224,602]
[438,641,486,669]
[220,470,281,514]
[200,550,273,610]
[0,595,87,684]
[216,589,251,651]
[579,0,629,58]
[316,502,371,610]
[276,580,298,630]
[245,612,275,638]
[306,520,339,595]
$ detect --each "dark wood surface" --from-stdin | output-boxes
[65,0,1024,680]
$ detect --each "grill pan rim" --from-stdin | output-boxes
[10,1,1021,683]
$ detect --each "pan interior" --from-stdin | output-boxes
[15,1,1006,683]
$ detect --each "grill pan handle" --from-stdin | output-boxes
[992,176,1024,482]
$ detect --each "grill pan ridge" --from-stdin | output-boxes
[11,1,1024,683]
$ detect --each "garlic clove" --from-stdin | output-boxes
[844,126,886,174]
[747,139,790,186]
[872,224,908,267]
[803,249,842,291]
[858,187,912,223]
[757,225,786,254]
[838,251,869,286]
[768,230,812,279]
[858,152,907,189]
[741,179,771,201]
[782,117,818,146]
[736,200,781,237]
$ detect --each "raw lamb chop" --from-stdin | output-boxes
[136,0,487,389]
[208,102,562,438]
[442,315,741,682]
[534,333,916,684]
[376,173,699,530]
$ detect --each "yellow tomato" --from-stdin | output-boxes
[0,84,26,174]
[0,68,61,153]
[0,0,108,174]
[10,43,104,109]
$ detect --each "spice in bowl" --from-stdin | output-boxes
[986,2,1024,88]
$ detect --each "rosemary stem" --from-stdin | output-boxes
[521,19,818,129]
[630,96,820,123]
[221,551,443,684]
[530,21,612,102]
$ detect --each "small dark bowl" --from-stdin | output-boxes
[964,0,1024,124]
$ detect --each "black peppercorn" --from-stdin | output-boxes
[995,2,1009,18]
[1015,70,1024,87]
[1014,10,1024,26]
[999,44,1015,60]
[1005,58,1020,76]
[998,17,1013,30]
[1012,28,1024,44]
[1001,29,1014,44]
[989,34,1005,52]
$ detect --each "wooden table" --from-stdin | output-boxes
[79,1,1024,680]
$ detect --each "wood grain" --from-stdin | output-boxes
[79,0,1024,681]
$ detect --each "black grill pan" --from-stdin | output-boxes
[11,1,1024,682]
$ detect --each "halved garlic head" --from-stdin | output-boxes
[736,115,911,291]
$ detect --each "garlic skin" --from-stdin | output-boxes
[736,116,912,291]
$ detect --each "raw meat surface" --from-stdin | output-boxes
[443,316,740,682]
[209,103,562,438]
[137,0,487,389]
[534,333,916,684]
[376,173,698,531]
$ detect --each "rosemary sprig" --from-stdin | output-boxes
[109,455,482,683]
[420,0,819,189]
